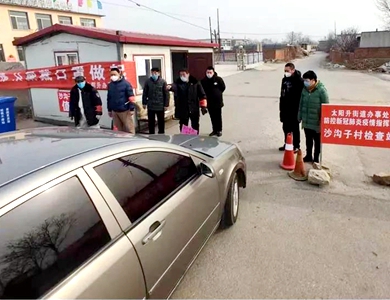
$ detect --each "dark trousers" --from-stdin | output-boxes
[304,128,321,160]
[179,112,200,134]
[282,121,300,149]
[148,110,165,134]
[208,105,222,132]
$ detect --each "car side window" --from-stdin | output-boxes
[94,151,198,223]
[0,177,111,299]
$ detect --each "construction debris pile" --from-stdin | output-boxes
[346,58,390,71]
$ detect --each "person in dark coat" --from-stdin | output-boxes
[69,76,102,128]
[279,62,304,151]
[142,67,169,134]
[201,66,226,137]
[107,67,136,133]
[167,69,207,134]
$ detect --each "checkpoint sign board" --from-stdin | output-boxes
[321,104,390,148]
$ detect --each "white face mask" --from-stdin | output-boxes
[206,73,213,79]
[111,75,119,82]
[284,72,292,78]
[180,76,188,82]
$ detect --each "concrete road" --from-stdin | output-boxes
[170,53,390,299]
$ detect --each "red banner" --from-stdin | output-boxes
[58,90,71,112]
[321,104,390,148]
[0,61,136,90]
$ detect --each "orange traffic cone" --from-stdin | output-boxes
[280,133,295,170]
[288,149,308,181]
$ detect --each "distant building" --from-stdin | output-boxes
[0,0,104,62]
[198,37,250,51]
[360,30,390,48]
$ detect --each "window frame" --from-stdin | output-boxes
[16,46,25,61]
[35,13,52,30]
[58,15,73,25]
[9,10,30,30]
[0,168,121,239]
[84,148,202,231]
[80,17,96,27]
[134,55,165,94]
[54,51,79,66]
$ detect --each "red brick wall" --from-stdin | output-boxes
[330,50,354,64]
[354,47,390,59]
[263,49,276,60]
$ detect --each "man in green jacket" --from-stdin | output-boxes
[298,70,329,163]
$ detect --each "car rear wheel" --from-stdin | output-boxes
[221,172,239,228]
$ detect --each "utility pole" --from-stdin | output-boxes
[334,21,337,37]
[217,8,221,51]
[214,29,218,44]
[209,17,213,43]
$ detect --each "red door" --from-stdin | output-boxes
[187,53,213,81]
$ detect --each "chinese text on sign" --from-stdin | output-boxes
[321,104,390,148]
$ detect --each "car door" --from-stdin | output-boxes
[85,149,221,299]
[0,169,146,300]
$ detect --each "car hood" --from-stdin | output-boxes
[144,134,233,158]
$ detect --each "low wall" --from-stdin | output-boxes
[354,47,390,59]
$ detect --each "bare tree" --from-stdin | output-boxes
[324,32,337,53]
[376,0,390,29]
[336,27,360,52]
[0,213,77,285]
[285,32,303,45]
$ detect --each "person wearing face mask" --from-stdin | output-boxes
[167,69,207,134]
[279,62,303,152]
[298,70,329,163]
[142,67,169,134]
[69,76,102,129]
[107,67,136,133]
[201,66,226,137]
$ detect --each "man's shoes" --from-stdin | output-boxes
[313,155,320,163]
[216,131,222,137]
[209,132,217,136]
[303,156,313,163]
[278,145,285,151]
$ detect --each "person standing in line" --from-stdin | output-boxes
[167,69,207,134]
[298,70,329,163]
[279,62,303,152]
[142,67,169,134]
[201,66,226,137]
[107,67,136,133]
[69,75,102,129]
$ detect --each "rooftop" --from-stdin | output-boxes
[13,24,218,48]
[0,2,104,17]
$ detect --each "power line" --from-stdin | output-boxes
[126,0,210,31]
[99,0,325,39]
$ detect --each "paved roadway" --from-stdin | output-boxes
[170,53,390,298]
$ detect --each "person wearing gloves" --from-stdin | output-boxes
[298,70,329,163]
[107,67,136,133]
[167,69,207,134]
[201,66,226,137]
[142,67,169,134]
[69,75,102,129]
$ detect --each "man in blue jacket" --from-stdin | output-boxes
[107,67,136,133]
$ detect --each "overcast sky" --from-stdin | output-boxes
[74,0,383,41]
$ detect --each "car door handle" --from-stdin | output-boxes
[142,220,166,245]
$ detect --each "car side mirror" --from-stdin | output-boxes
[199,162,215,178]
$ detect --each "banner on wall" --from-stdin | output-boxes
[0,61,137,90]
[58,90,71,113]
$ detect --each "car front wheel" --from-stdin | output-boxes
[221,172,239,228]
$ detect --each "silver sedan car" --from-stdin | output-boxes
[0,127,246,299]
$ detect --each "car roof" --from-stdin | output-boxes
[0,127,143,188]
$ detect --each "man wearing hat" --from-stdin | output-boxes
[69,76,103,128]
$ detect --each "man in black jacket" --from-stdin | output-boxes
[69,76,102,128]
[279,63,303,151]
[167,69,207,134]
[201,66,226,137]
[142,67,169,134]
